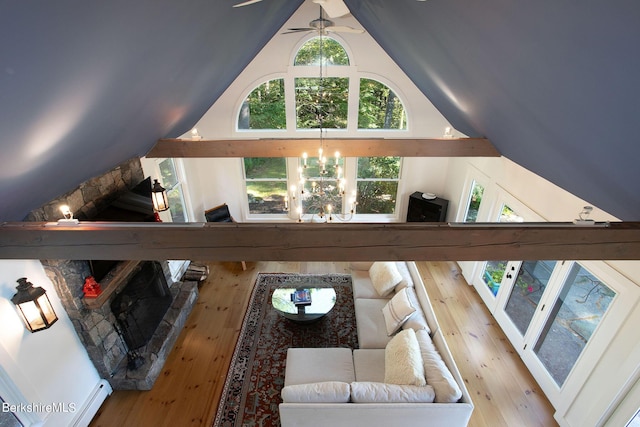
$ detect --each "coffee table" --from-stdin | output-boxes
[271,287,336,322]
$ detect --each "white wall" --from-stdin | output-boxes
[0,260,104,426]
[177,0,456,222]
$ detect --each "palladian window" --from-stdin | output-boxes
[238,36,408,219]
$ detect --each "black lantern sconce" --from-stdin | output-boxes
[11,278,58,333]
[151,179,170,212]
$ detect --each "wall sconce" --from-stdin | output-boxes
[191,128,203,140]
[11,278,58,333]
[573,205,595,226]
[58,205,79,225]
[151,179,170,212]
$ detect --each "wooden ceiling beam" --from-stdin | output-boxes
[1,221,638,261]
[145,137,500,158]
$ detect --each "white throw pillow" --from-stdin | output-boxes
[280,381,351,403]
[382,287,418,335]
[415,329,462,403]
[350,382,435,403]
[369,262,403,297]
[384,329,427,386]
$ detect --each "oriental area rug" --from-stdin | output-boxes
[213,273,357,427]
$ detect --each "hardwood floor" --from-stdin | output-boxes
[89,261,557,427]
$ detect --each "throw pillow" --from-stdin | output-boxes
[280,381,351,403]
[384,329,427,386]
[382,287,418,336]
[369,262,403,297]
[415,329,462,403]
[350,382,435,403]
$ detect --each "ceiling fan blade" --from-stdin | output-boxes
[283,28,314,34]
[233,0,263,8]
[312,0,350,18]
[327,26,364,34]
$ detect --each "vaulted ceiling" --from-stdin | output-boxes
[1,0,638,221]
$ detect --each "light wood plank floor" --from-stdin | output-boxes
[90,261,557,427]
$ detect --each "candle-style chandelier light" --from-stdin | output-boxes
[285,17,357,223]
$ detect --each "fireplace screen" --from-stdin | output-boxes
[111,262,172,350]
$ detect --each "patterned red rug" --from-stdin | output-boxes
[213,273,357,427]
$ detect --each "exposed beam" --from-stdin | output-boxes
[145,137,500,158]
[1,222,638,261]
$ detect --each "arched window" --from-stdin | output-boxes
[239,36,407,219]
[238,79,286,130]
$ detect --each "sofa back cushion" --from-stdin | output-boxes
[351,382,435,403]
[281,381,351,403]
[384,329,427,386]
[415,329,462,403]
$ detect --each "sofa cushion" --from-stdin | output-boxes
[353,349,386,382]
[281,381,351,403]
[352,269,387,299]
[350,261,374,271]
[350,382,435,403]
[394,261,414,292]
[415,329,462,403]
[284,348,355,386]
[384,329,426,386]
[369,262,403,297]
[382,287,418,335]
[401,287,431,334]
[354,298,393,348]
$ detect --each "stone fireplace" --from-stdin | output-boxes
[27,158,198,390]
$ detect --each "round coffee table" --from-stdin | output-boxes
[271,287,336,322]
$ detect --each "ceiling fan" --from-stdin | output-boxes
[283,6,364,35]
[233,0,350,19]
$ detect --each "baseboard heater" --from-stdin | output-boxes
[72,379,113,427]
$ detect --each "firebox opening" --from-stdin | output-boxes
[111,261,172,350]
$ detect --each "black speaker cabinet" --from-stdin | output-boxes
[407,191,449,222]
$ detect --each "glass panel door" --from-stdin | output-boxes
[495,260,557,351]
[533,263,616,387]
[463,180,484,222]
[473,203,523,309]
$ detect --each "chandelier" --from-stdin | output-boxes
[284,22,357,223]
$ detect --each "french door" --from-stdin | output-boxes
[493,260,558,353]
[487,258,632,407]
[472,195,528,311]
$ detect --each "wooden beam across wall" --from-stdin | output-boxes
[1,222,639,261]
[145,137,500,158]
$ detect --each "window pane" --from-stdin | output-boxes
[483,261,507,296]
[300,156,342,180]
[294,37,349,66]
[357,156,400,179]
[244,157,286,179]
[247,181,287,214]
[356,180,398,214]
[167,186,187,222]
[504,261,556,336]
[358,79,407,129]
[295,77,348,129]
[159,159,178,188]
[302,181,343,215]
[464,181,484,222]
[238,79,286,130]
[534,263,616,386]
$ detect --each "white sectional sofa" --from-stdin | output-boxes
[279,261,474,427]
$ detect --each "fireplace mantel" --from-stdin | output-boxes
[83,260,142,309]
